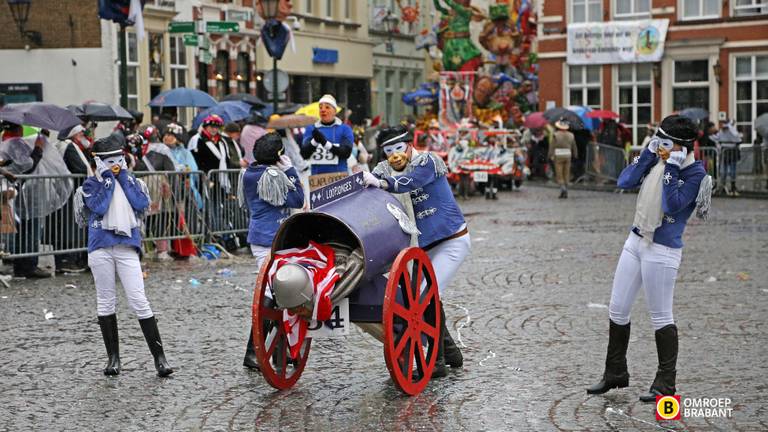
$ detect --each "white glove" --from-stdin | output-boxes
[276,154,293,171]
[647,138,659,154]
[120,158,128,171]
[93,156,110,176]
[323,142,334,151]
[362,171,382,188]
[310,139,320,147]
[666,147,687,167]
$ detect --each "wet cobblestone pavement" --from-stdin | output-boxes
[1,185,767,431]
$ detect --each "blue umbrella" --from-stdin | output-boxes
[149,87,217,108]
[191,101,252,130]
[566,105,599,131]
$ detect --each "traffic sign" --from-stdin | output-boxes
[183,34,197,46]
[206,21,239,33]
[168,21,194,33]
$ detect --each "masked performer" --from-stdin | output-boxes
[362,125,470,377]
[586,115,711,402]
[74,132,174,377]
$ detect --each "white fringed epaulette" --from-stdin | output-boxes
[410,152,448,177]
[135,177,151,220]
[695,174,713,220]
[236,168,246,208]
[73,186,89,228]
[257,167,296,206]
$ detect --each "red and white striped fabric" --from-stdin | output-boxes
[267,241,340,359]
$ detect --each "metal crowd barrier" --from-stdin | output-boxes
[585,143,627,183]
[205,169,249,237]
[134,170,207,243]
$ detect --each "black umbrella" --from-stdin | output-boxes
[67,102,134,121]
[0,102,81,131]
[543,107,585,130]
[679,107,709,123]
[221,93,266,108]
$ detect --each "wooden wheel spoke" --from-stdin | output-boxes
[410,262,423,304]
[415,337,428,375]
[398,272,412,309]
[416,288,435,315]
[264,327,279,359]
[420,321,439,340]
[394,332,411,359]
[406,338,416,381]
[391,302,411,322]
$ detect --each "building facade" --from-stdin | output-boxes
[537,0,768,144]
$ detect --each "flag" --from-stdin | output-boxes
[98,0,146,39]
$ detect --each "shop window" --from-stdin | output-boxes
[216,50,230,96]
[236,53,250,94]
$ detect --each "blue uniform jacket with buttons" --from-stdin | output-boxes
[81,170,150,253]
[242,165,304,247]
[618,148,706,249]
[300,119,354,175]
[374,153,466,249]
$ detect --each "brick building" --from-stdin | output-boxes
[537,0,768,144]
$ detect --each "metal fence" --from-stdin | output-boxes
[585,143,628,183]
[0,169,238,259]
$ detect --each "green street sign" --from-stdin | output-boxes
[206,21,239,33]
[199,50,213,64]
[168,21,194,33]
[183,34,198,46]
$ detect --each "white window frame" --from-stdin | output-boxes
[613,0,651,19]
[570,0,603,23]
[325,0,333,19]
[169,36,190,124]
[304,0,312,15]
[615,64,653,146]
[678,0,722,21]
[671,58,711,112]
[731,52,768,144]
[731,0,768,16]
[125,32,140,112]
[343,0,351,21]
[566,65,602,109]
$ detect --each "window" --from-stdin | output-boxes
[304,0,312,14]
[326,0,333,18]
[734,55,768,143]
[125,32,139,111]
[216,50,230,96]
[236,53,250,94]
[672,60,710,112]
[733,0,768,16]
[571,0,602,23]
[615,0,650,17]
[567,65,601,109]
[617,64,652,145]
[680,0,720,20]
[170,36,189,124]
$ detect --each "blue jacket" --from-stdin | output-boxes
[618,149,706,249]
[375,153,466,248]
[300,119,354,175]
[242,165,304,247]
[82,170,150,253]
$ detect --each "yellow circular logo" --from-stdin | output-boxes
[656,396,680,420]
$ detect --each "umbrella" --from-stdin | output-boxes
[295,102,342,118]
[755,113,768,139]
[240,124,268,163]
[567,105,599,131]
[67,102,133,121]
[267,114,317,130]
[586,109,620,120]
[191,101,252,130]
[679,107,709,122]
[258,103,304,118]
[523,112,547,129]
[543,107,585,131]
[148,87,217,108]
[0,102,81,131]
[221,93,266,108]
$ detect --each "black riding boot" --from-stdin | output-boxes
[243,326,259,370]
[139,316,174,377]
[441,302,463,368]
[97,314,121,376]
[586,320,631,394]
[640,324,678,403]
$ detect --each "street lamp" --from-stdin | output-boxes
[262,0,280,115]
[6,0,42,46]
[382,10,399,54]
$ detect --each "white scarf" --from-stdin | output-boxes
[633,152,694,239]
[204,138,231,191]
[101,180,139,237]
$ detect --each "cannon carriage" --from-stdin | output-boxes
[251,176,442,395]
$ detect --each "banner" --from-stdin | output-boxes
[567,19,669,65]
[438,72,475,127]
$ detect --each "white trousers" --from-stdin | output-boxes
[250,244,270,270]
[426,233,471,296]
[89,245,153,319]
[609,233,682,330]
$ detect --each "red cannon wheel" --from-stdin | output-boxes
[252,258,311,390]
[383,247,441,396]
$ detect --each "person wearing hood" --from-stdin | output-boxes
[300,95,354,175]
[586,115,711,403]
[74,132,174,377]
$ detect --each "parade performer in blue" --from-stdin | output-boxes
[586,115,712,402]
[363,125,470,378]
[74,132,174,377]
[300,94,354,175]
[240,132,305,369]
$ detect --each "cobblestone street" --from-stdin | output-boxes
[1,185,766,431]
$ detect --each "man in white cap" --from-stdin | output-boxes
[300,94,355,175]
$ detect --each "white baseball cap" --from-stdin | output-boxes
[67,124,86,139]
[318,94,338,110]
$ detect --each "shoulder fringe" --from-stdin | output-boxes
[135,177,151,220]
[410,152,448,177]
[73,187,89,228]
[695,174,713,220]
[236,168,246,208]
[257,167,296,206]
[372,160,391,177]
